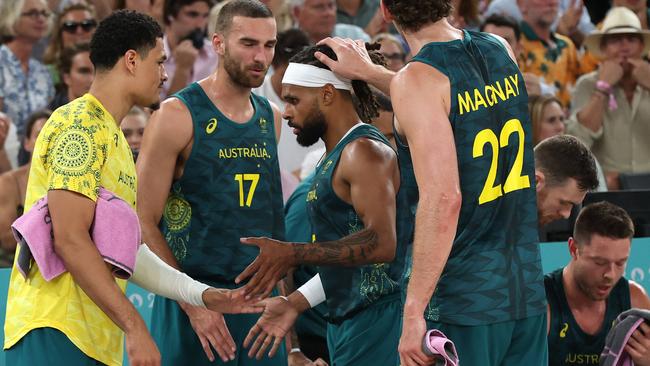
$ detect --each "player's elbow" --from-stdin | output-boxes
[52,227,92,261]
[374,233,397,263]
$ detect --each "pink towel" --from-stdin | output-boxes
[422,329,459,366]
[12,187,140,281]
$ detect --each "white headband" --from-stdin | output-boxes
[282,63,353,91]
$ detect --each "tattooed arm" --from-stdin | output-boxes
[237,137,400,298]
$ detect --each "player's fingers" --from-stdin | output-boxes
[235,259,261,285]
[267,335,283,358]
[255,333,273,360]
[206,331,233,362]
[197,334,215,362]
[247,267,277,299]
[212,317,236,352]
[248,331,267,358]
[243,324,261,348]
[314,51,337,70]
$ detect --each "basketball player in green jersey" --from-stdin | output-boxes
[299,1,546,365]
[381,1,547,365]
[136,1,294,365]
[236,44,409,365]
[546,202,650,366]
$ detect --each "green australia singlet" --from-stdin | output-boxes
[307,123,409,323]
[546,269,630,366]
[159,82,285,285]
[399,30,546,326]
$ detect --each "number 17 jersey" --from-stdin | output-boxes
[160,82,285,286]
[403,30,546,326]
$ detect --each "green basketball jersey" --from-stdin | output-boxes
[307,124,408,323]
[159,82,285,285]
[546,269,630,366]
[400,30,546,326]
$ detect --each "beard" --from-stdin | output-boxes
[223,49,267,88]
[574,269,614,301]
[292,106,327,147]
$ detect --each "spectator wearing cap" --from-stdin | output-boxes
[162,0,218,97]
[566,7,650,190]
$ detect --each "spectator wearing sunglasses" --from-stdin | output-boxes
[0,0,54,168]
[372,33,406,72]
[162,0,218,97]
[43,3,97,85]
[49,43,93,110]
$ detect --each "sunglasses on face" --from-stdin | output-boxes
[61,19,97,33]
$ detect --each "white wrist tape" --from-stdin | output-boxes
[296,273,326,308]
[130,244,210,307]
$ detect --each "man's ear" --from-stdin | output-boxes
[212,33,226,56]
[379,0,393,23]
[536,169,545,192]
[124,49,138,75]
[320,84,336,106]
[568,237,579,260]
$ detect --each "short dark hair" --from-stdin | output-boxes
[381,0,452,33]
[273,28,310,68]
[214,0,273,35]
[59,42,90,76]
[289,43,386,123]
[90,10,163,71]
[534,135,599,192]
[481,14,521,41]
[573,201,634,245]
[25,109,52,139]
[163,0,214,25]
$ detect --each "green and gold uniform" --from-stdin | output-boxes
[150,83,286,366]
[546,269,630,366]
[308,124,408,366]
[399,30,548,366]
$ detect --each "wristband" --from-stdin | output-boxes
[595,80,618,111]
[296,273,326,308]
[290,348,301,354]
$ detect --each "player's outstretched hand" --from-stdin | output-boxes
[182,304,238,363]
[243,296,299,360]
[202,288,265,314]
[236,237,295,299]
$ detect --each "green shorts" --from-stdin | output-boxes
[150,295,287,366]
[326,296,401,366]
[426,313,548,366]
[5,327,105,365]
